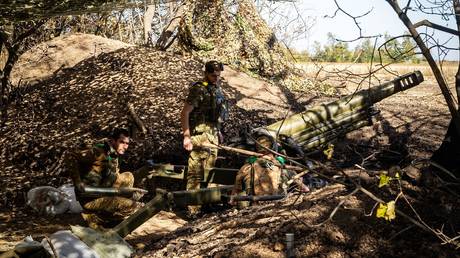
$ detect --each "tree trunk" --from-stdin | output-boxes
[144,5,155,46]
[430,0,460,177]
[0,21,45,126]
[454,0,460,104]
[386,0,460,137]
[0,42,17,126]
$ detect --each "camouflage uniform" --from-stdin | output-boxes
[233,155,283,196]
[232,136,308,199]
[66,142,140,227]
[185,81,225,191]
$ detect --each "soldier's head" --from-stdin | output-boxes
[110,128,130,155]
[204,60,224,84]
[255,135,275,154]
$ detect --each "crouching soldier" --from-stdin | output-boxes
[65,128,143,229]
[230,135,309,205]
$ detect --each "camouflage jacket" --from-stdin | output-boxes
[186,81,227,133]
[66,142,120,188]
[233,155,283,196]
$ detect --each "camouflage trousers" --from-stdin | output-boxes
[186,131,218,191]
[81,172,141,228]
[186,131,218,214]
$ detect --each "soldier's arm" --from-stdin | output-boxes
[232,164,250,195]
[182,83,201,151]
[181,103,194,151]
[65,149,96,192]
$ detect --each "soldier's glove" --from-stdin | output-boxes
[101,169,117,187]
[75,182,86,193]
[131,191,145,201]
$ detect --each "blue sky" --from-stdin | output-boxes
[262,0,459,61]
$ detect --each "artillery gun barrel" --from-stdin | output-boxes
[291,108,371,144]
[113,186,233,238]
[266,71,423,137]
[300,119,372,150]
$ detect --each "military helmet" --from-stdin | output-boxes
[205,60,224,73]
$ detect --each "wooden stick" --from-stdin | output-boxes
[200,142,305,171]
[127,103,147,135]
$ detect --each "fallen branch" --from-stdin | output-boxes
[200,142,306,172]
[358,186,460,248]
[127,102,148,135]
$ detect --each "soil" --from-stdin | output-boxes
[1,33,459,257]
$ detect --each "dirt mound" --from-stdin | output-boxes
[11,33,132,85]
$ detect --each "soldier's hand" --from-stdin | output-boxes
[183,136,193,151]
[75,182,86,193]
[229,196,236,206]
[218,131,224,144]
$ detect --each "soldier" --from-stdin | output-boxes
[181,60,227,214]
[65,128,143,229]
[230,135,309,205]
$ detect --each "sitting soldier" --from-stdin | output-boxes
[65,128,143,229]
[231,135,309,205]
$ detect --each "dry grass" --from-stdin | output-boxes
[296,62,458,91]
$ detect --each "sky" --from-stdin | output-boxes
[260,0,460,61]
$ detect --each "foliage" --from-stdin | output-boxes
[306,33,421,64]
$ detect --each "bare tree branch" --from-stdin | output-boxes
[385,0,460,136]
[413,19,460,36]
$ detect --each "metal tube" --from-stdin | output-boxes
[267,71,423,137]
[300,119,372,150]
[79,186,148,198]
[171,186,234,207]
[291,109,370,143]
[113,194,166,238]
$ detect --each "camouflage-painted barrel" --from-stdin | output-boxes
[266,71,424,149]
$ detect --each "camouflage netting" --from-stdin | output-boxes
[172,0,321,93]
[0,47,285,209]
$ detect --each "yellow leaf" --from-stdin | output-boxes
[386,201,396,221]
[395,172,401,179]
[323,144,334,160]
[376,201,397,221]
[376,203,387,218]
[378,174,390,188]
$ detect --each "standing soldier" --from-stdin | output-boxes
[65,128,143,229]
[181,60,227,214]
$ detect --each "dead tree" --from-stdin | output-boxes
[422,0,460,177]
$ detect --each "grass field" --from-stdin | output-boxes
[296,61,458,90]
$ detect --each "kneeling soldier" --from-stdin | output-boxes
[231,135,309,205]
[65,128,143,229]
